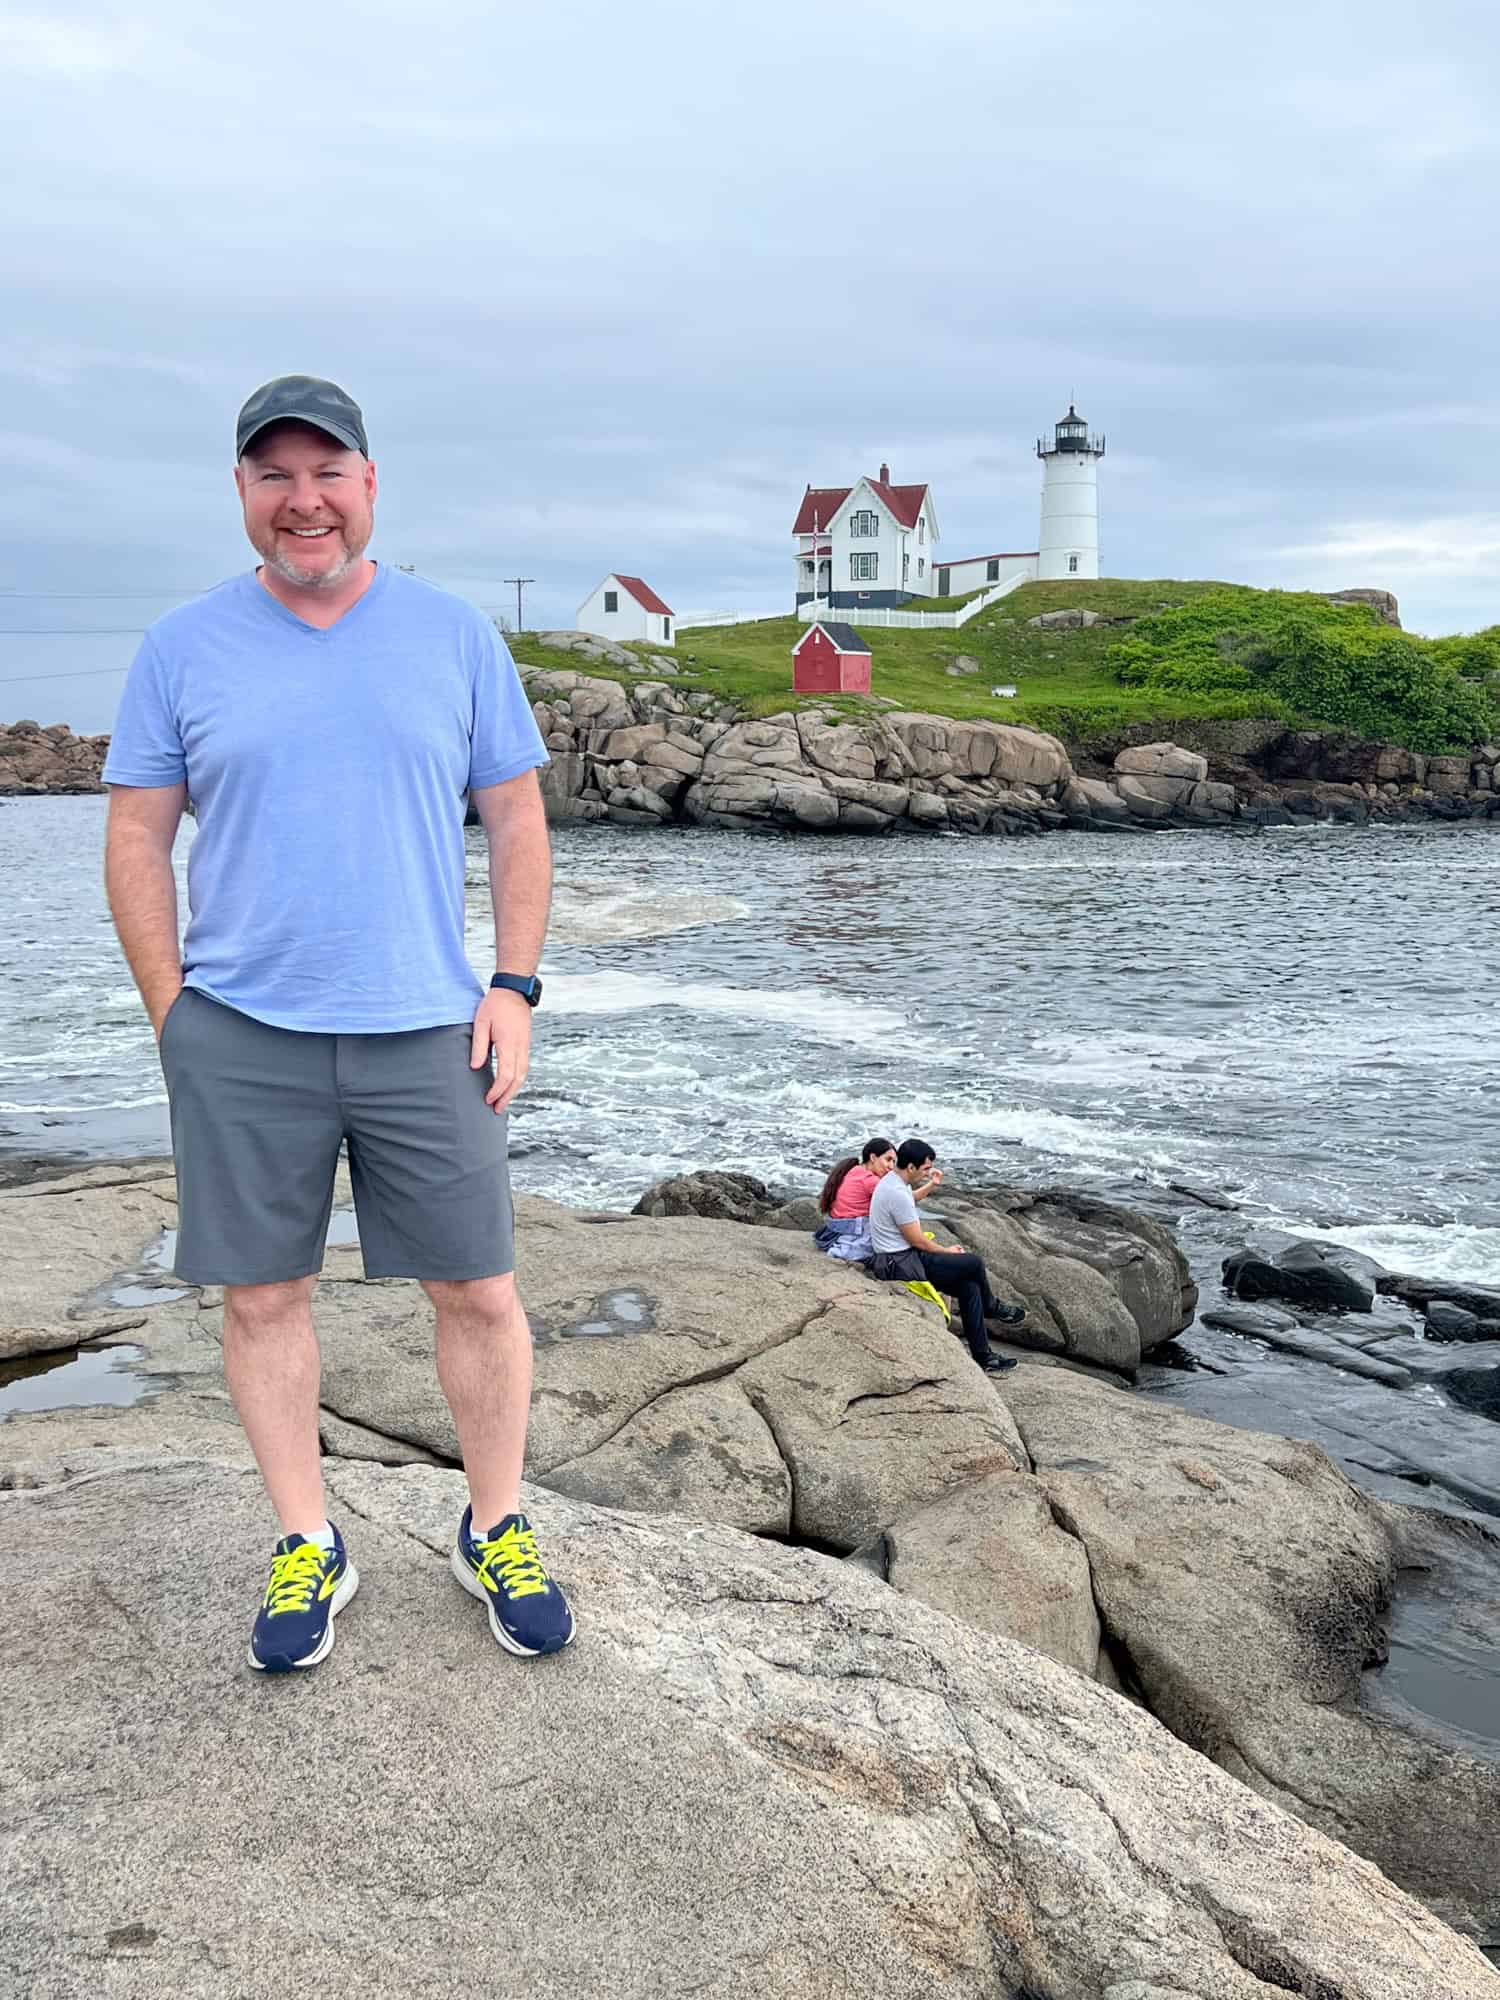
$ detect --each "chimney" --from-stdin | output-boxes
[878,462,890,485]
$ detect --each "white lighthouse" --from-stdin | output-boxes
[1036,404,1105,580]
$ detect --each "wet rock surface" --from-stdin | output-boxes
[1223,1243,1376,1313]
[1007,1368,1500,1946]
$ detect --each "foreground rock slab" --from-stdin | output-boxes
[1006,1369,1500,1946]
[4,1456,1496,2000]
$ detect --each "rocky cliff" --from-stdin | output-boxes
[0,717,109,793]
[8,646,1499,834]
[5,1158,1500,1982]
[521,651,1500,835]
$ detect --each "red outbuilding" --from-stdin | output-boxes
[791,620,872,695]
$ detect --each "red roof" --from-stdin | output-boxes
[613,573,673,616]
[866,479,929,529]
[793,478,929,534]
[793,486,850,535]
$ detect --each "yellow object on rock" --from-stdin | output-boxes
[902,1279,950,1322]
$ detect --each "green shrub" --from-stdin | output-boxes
[1109,589,1496,752]
[1429,627,1500,682]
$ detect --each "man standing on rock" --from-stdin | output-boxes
[102,375,574,1672]
[869,1140,1024,1374]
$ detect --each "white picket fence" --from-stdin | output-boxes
[674,571,1029,637]
[674,608,787,633]
[795,572,1029,631]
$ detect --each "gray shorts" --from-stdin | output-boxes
[158,988,514,1287]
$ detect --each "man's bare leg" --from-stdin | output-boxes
[426,1273,532,1528]
[221,1275,327,1535]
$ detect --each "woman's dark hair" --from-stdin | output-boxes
[896,1137,936,1172]
[817,1136,895,1214]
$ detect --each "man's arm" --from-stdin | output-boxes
[104,783,188,1036]
[900,1218,963,1254]
[471,769,551,1112]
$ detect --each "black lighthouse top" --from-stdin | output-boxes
[1037,404,1105,458]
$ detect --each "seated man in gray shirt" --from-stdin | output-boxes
[869,1138,1024,1375]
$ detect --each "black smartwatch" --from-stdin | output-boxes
[490,973,542,1008]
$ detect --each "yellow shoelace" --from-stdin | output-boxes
[474,1522,549,1600]
[263,1540,328,1616]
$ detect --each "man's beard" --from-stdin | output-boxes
[261,524,368,589]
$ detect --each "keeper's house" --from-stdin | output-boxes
[793,466,940,612]
[577,573,675,646]
[792,620,872,694]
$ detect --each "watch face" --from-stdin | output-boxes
[528,977,543,1007]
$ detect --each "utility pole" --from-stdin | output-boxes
[503,577,535,633]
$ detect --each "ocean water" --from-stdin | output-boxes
[5,796,1500,1776]
[4,797,1498,1286]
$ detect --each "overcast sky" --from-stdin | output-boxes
[2,0,1497,731]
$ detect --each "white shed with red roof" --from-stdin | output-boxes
[577,573,675,647]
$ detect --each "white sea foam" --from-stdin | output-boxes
[0,1093,167,1114]
[735,1076,1182,1170]
[1258,1217,1500,1289]
[547,885,751,946]
[544,972,908,1036]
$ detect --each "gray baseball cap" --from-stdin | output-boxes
[235,375,369,458]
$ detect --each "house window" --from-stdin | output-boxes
[663,618,671,639]
[917,558,924,578]
[1068,555,1079,574]
[850,552,878,581]
[603,590,618,612]
[802,561,814,576]
[903,552,910,583]
[849,508,879,538]
[986,559,999,582]
[918,520,925,544]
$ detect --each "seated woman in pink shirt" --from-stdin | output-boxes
[814,1136,942,1260]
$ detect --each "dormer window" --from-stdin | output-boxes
[849,508,879,538]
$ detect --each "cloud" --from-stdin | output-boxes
[0,15,155,77]
[3,0,1500,735]
[1275,518,1500,580]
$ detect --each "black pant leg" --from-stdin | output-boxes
[918,1249,993,1364]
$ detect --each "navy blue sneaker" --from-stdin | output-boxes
[451,1507,575,1657]
[248,1527,359,1674]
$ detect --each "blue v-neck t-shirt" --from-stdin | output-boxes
[103,565,548,1033]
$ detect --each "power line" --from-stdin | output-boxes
[0,628,147,637]
[0,664,132,684]
[0,589,207,600]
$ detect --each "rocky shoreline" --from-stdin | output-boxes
[8,653,1499,837]
[5,1155,1499,1991]
[522,644,1500,835]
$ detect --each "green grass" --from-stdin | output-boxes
[898,585,991,614]
[514,580,1282,741]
